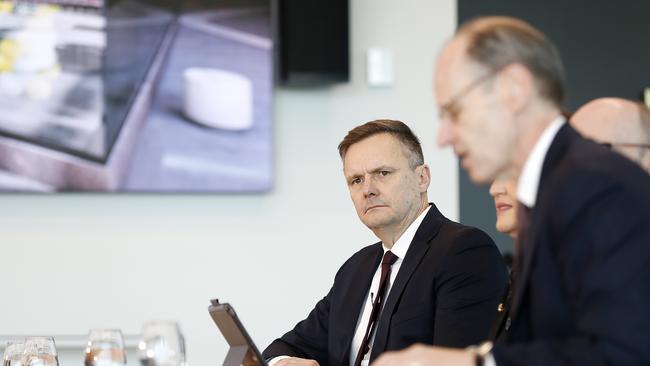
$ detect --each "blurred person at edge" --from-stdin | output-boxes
[572,97,650,173]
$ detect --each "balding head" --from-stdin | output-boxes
[434,16,567,183]
[572,98,650,173]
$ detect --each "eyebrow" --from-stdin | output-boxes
[345,165,397,180]
[369,165,395,173]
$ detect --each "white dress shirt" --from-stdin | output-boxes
[516,116,566,208]
[268,205,431,366]
[349,205,431,366]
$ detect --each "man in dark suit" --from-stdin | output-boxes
[263,120,508,366]
[374,16,650,366]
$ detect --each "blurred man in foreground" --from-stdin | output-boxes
[374,16,650,366]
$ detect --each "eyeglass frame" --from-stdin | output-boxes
[600,141,650,161]
[438,69,500,122]
[600,142,650,150]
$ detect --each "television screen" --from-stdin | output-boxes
[0,0,273,192]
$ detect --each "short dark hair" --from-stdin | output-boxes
[457,16,566,108]
[338,119,424,168]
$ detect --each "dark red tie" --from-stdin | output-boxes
[353,250,399,366]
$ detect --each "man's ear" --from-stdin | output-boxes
[418,164,431,192]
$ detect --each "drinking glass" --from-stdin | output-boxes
[137,321,186,366]
[22,337,58,366]
[84,329,127,366]
[3,340,25,366]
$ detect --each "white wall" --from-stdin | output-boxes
[0,0,457,365]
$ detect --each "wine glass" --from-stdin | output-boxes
[3,340,25,366]
[84,329,127,366]
[22,337,58,366]
[137,321,186,366]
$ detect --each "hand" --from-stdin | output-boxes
[371,344,474,366]
[275,357,320,366]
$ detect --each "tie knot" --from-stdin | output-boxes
[382,250,398,266]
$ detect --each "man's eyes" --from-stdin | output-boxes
[349,171,391,185]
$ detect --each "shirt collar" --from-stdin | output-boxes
[382,205,431,259]
[517,115,566,208]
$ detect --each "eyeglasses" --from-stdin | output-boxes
[600,142,650,150]
[438,71,498,122]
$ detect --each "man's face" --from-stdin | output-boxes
[434,38,517,184]
[343,133,429,233]
[578,120,644,164]
[572,99,650,173]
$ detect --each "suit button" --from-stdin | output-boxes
[497,303,505,312]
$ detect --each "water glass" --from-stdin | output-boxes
[137,321,186,366]
[3,340,25,366]
[84,329,126,366]
[22,337,58,366]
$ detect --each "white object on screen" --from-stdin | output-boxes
[183,67,253,130]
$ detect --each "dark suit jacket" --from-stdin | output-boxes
[264,203,508,365]
[488,271,513,343]
[492,124,650,365]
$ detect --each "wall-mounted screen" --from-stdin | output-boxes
[0,0,273,192]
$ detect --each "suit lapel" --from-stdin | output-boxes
[509,124,577,321]
[338,244,383,364]
[508,208,542,320]
[369,204,443,360]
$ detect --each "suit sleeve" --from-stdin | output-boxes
[433,228,508,347]
[492,177,650,365]
[262,286,332,364]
